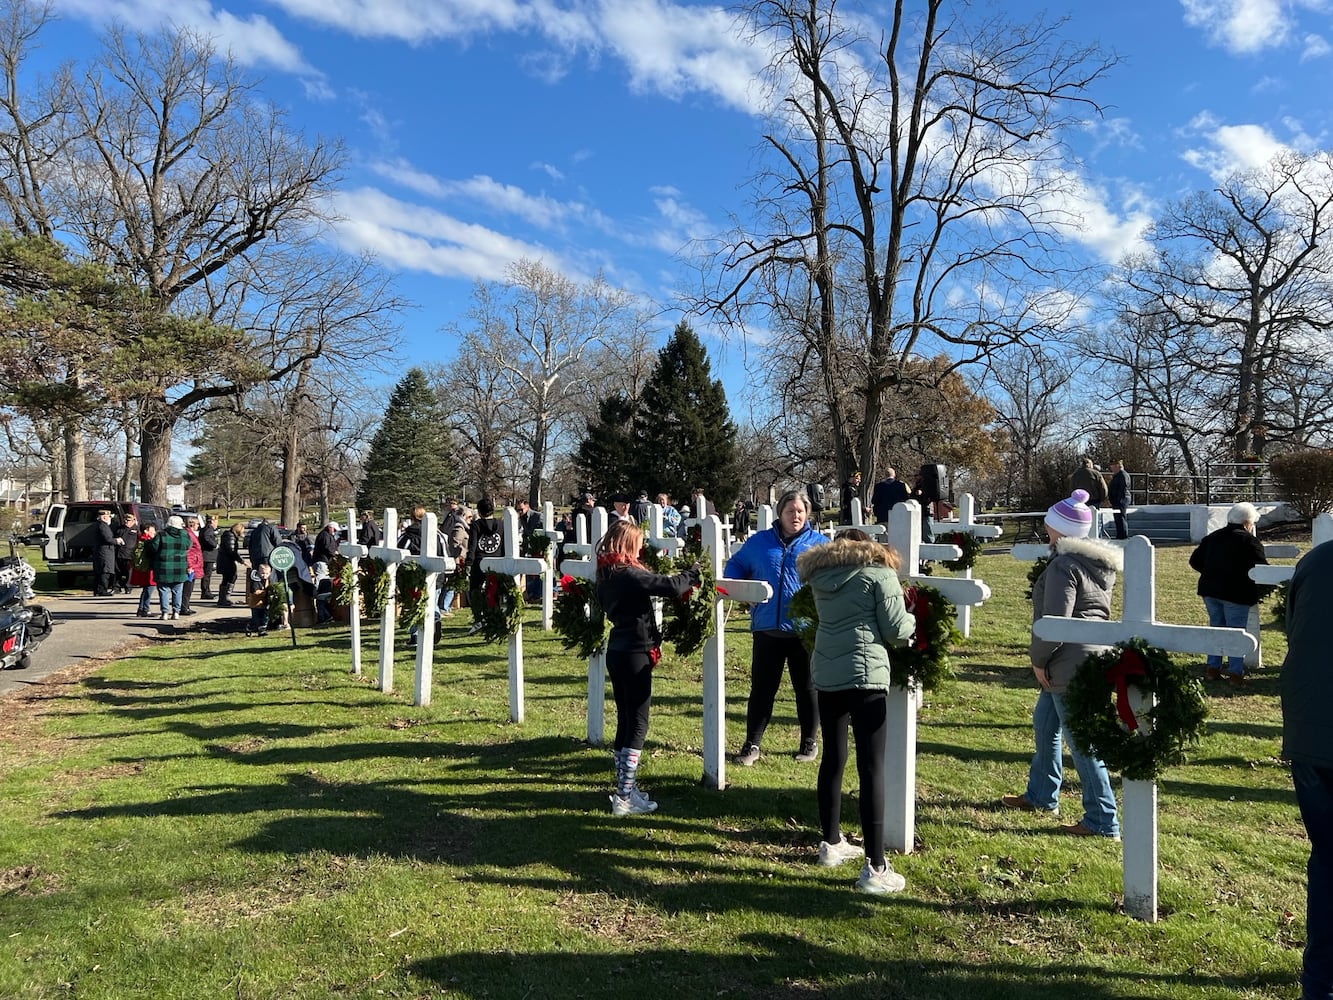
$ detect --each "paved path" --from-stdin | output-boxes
[0,589,253,698]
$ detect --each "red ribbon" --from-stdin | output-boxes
[716,585,727,597]
[905,586,930,651]
[1104,648,1148,731]
[485,574,499,609]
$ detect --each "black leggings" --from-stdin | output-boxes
[744,631,819,747]
[607,649,654,751]
[816,687,888,868]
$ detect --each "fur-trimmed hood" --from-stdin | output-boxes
[797,538,895,581]
[1052,535,1123,572]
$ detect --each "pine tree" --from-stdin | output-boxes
[632,323,740,505]
[357,368,456,514]
[572,393,638,500]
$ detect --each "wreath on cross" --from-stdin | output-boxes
[788,581,959,691]
[553,574,609,658]
[470,571,525,643]
[1270,578,1290,627]
[1024,555,1052,600]
[661,559,717,657]
[396,561,430,630]
[360,557,392,619]
[330,554,356,608]
[1063,638,1209,782]
[520,532,552,559]
[941,531,984,572]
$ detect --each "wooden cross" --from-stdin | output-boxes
[477,508,548,724]
[405,512,456,708]
[336,505,368,677]
[557,507,610,744]
[881,500,991,855]
[1032,535,1257,922]
[365,508,411,695]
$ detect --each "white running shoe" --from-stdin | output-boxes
[817,837,863,867]
[856,859,906,894]
[610,790,658,817]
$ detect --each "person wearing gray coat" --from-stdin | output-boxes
[797,529,914,895]
[1002,489,1123,840]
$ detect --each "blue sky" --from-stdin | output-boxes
[32,0,1333,411]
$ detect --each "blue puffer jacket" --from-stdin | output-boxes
[725,523,828,633]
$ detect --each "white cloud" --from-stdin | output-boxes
[53,0,322,77]
[1181,116,1291,178]
[266,0,533,40]
[533,162,566,182]
[1301,32,1332,59]
[1180,0,1290,53]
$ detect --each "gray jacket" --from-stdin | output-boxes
[1282,542,1333,769]
[1029,536,1122,693]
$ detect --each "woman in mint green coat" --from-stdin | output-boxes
[796,528,914,895]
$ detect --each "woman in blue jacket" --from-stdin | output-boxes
[725,489,828,766]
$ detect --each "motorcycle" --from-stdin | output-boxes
[0,548,53,670]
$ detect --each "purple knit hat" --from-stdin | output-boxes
[1045,489,1092,538]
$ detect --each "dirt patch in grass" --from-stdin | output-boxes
[0,660,109,763]
[552,889,672,943]
[0,864,60,896]
[174,856,370,929]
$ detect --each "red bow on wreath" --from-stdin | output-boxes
[1104,647,1148,731]
[485,574,499,609]
[904,585,930,651]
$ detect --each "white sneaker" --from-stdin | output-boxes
[609,791,658,817]
[817,837,862,867]
[856,859,906,894]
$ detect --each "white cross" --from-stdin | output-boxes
[558,506,610,744]
[478,508,548,724]
[1248,514,1333,666]
[336,505,368,677]
[1032,535,1257,922]
[366,508,411,695]
[946,494,1003,638]
[404,512,456,708]
[881,500,991,855]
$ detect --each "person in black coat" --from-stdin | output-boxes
[466,496,505,635]
[114,511,140,593]
[595,519,699,817]
[198,515,220,599]
[216,522,245,606]
[92,509,121,596]
[1188,501,1267,684]
[1108,460,1131,539]
[869,468,910,524]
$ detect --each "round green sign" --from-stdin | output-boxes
[269,546,295,572]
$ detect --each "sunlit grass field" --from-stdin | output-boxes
[0,543,1305,999]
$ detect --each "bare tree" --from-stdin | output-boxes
[697,0,1113,490]
[986,343,1076,503]
[465,259,652,505]
[1114,151,1333,463]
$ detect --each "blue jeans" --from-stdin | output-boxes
[156,582,183,616]
[1203,596,1250,675]
[1295,762,1333,999]
[1024,689,1119,837]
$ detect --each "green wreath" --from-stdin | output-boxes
[786,582,959,691]
[553,574,609,658]
[360,557,392,619]
[1063,638,1209,782]
[396,561,430,630]
[1024,555,1052,600]
[941,531,984,572]
[471,571,525,643]
[661,560,716,657]
[266,579,290,627]
[1270,578,1290,627]
[330,554,356,608]
[520,532,552,559]
[638,541,676,575]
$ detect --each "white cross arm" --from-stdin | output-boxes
[367,543,411,564]
[559,558,594,581]
[1251,565,1293,586]
[919,543,963,561]
[409,553,456,575]
[480,555,547,577]
[907,576,990,606]
[967,524,1004,539]
[1263,543,1301,559]
[338,542,368,560]
[716,578,773,604]
[562,542,594,559]
[1032,617,1258,656]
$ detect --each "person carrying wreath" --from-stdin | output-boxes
[1002,488,1122,839]
[796,528,915,894]
[726,489,829,767]
[594,519,700,817]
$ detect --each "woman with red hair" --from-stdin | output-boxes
[595,520,699,817]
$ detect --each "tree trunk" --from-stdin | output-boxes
[63,418,87,501]
[138,399,175,505]
[281,420,302,528]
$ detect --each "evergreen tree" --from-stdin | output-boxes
[572,392,638,500]
[357,368,455,514]
[633,323,740,505]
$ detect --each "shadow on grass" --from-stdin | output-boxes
[406,932,1292,999]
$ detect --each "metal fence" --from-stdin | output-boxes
[1134,464,1282,506]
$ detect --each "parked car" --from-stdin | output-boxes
[40,501,171,587]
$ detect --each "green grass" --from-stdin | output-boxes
[0,545,1305,999]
